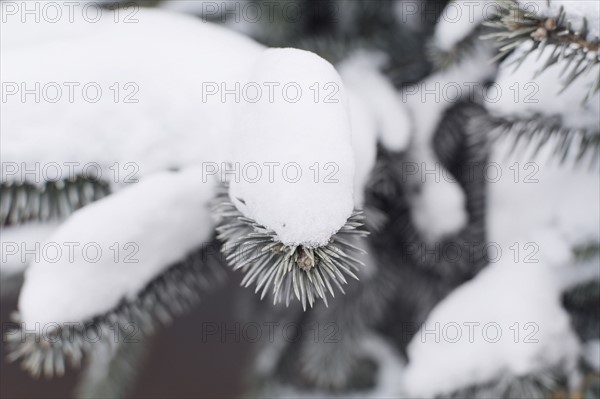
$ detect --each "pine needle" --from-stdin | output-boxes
[491,115,600,166]
[213,188,369,310]
[0,177,111,227]
[481,0,600,102]
[446,367,566,399]
[5,245,226,378]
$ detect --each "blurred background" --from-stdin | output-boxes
[1,0,599,398]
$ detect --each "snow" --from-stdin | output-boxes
[409,174,468,241]
[487,135,600,255]
[1,8,264,184]
[1,9,378,234]
[358,334,407,398]
[490,1,600,130]
[3,6,423,336]
[2,9,371,242]
[18,168,217,327]
[517,0,600,40]
[433,0,495,51]
[403,47,495,241]
[345,87,378,208]
[416,110,600,397]
[0,222,60,276]
[338,50,412,152]
[583,340,600,371]
[160,0,235,16]
[402,16,599,390]
[487,42,600,131]
[402,259,581,397]
[3,8,388,330]
[0,3,97,50]
[482,137,599,397]
[404,88,598,397]
[338,50,412,208]
[405,43,496,148]
[486,0,600,286]
[227,48,356,247]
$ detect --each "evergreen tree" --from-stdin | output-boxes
[1,1,598,398]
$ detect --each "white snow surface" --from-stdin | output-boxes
[402,259,582,397]
[338,50,412,152]
[4,7,398,327]
[409,174,468,241]
[488,42,600,131]
[404,117,600,397]
[338,50,412,208]
[160,0,238,15]
[345,87,378,208]
[18,168,217,327]
[0,223,60,276]
[228,48,356,247]
[2,8,378,247]
[488,135,600,253]
[1,8,263,183]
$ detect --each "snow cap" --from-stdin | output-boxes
[402,260,581,397]
[229,48,356,247]
[18,168,217,327]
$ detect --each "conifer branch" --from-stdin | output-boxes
[446,367,565,399]
[214,188,369,310]
[5,245,225,378]
[481,0,600,101]
[574,243,600,262]
[429,25,491,70]
[491,115,600,165]
[0,177,111,227]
